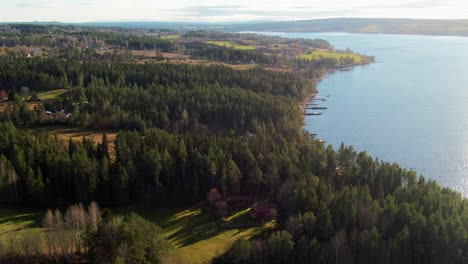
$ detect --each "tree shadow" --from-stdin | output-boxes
[126,205,226,248]
[166,212,224,247]
[0,212,41,228]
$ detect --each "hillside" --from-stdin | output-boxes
[14,18,468,37]
[225,18,468,36]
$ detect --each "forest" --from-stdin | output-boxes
[0,25,465,264]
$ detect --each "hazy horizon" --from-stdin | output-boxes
[1,0,467,23]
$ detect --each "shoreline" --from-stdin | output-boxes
[299,62,371,127]
[299,68,335,126]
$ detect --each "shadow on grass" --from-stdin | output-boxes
[0,212,41,228]
[0,210,42,238]
[166,213,224,247]
[122,205,226,248]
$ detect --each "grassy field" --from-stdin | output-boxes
[36,89,66,100]
[300,50,363,63]
[0,89,66,112]
[28,126,118,160]
[161,34,181,40]
[0,205,275,263]
[29,126,117,144]
[0,208,43,245]
[206,41,257,50]
[124,206,275,263]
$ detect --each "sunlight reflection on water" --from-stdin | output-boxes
[259,32,468,197]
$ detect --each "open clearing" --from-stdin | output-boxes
[160,34,180,40]
[0,89,66,112]
[1,206,275,264]
[36,89,66,100]
[27,126,118,159]
[0,208,43,245]
[300,50,363,63]
[0,101,40,112]
[119,206,276,264]
[206,41,257,50]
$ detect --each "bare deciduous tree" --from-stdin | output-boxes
[65,204,87,253]
[42,209,54,229]
[54,209,64,229]
[65,204,86,230]
[87,201,101,231]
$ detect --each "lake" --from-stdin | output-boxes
[261,32,468,196]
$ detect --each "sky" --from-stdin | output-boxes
[1,0,467,23]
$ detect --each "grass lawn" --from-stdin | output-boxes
[222,208,266,228]
[117,205,276,264]
[161,34,181,40]
[0,208,43,244]
[0,205,276,263]
[36,89,67,100]
[300,50,363,64]
[206,41,257,50]
[0,89,66,112]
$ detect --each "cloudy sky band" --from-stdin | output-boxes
[1,0,467,22]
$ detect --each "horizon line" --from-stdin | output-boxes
[1,17,468,25]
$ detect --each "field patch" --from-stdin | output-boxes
[300,50,363,63]
[36,89,66,100]
[28,126,118,159]
[0,205,275,263]
[160,34,180,40]
[207,41,257,50]
[0,89,66,112]
[120,206,276,264]
[0,208,43,244]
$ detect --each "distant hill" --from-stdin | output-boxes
[3,18,468,37]
[76,21,221,30]
[224,18,468,37]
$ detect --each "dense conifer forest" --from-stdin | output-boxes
[0,24,465,263]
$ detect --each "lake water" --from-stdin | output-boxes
[262,32,468,196]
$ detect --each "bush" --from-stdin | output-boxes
[86,213,170,264]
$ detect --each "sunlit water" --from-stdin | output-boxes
[258,32,468,196]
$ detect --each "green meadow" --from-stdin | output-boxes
[300,50,363,63]
[206,41,257,50]
[0,206,275,264]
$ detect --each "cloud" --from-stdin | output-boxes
[171,5,357,20]
[172,5,247,16]
[15,0,60,9]
[16,3,54,8]
[2,0,468,22]
[362,0,460,9]
[68,1,94,6]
